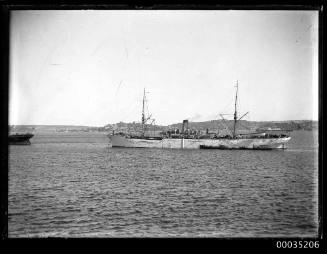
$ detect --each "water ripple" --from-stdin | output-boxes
[9,130,318,237]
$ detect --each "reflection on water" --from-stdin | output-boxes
[9,130,318,237]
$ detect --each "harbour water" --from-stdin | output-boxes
[8,130,319,237]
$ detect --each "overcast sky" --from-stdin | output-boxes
[9,10,318,126]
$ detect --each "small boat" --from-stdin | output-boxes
[9,133,34,145]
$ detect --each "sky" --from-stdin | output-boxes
[9,10,319,126]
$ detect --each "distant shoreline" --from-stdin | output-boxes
[9,120,318,134]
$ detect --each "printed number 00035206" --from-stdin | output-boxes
[276,241,319,248]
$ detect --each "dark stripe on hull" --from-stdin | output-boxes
[199,145,286,150]
[9,140,31,145]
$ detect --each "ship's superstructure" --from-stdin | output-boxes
[109,82,291,150]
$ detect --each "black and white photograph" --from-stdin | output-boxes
[6,7,320,239]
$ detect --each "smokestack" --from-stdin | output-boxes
[182,120,188,134]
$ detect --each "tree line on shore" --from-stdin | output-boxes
[10,120,317,134]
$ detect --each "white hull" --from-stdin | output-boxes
[109,135,291,150]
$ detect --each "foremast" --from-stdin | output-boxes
[141,88,153,137]
[141,88,146,136]
[233,80,238,138]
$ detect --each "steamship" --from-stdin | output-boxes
[109,82,291,150]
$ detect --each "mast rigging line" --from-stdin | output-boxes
[219,94,235,114]
[141,88,156,136]
[219,114,234,136]
[238,121,252,131]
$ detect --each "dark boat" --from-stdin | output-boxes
[9,133,34,145]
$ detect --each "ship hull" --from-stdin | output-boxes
[109,135,291,150]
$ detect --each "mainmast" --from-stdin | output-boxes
[142,88,146,136]
[233,80,238,138]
